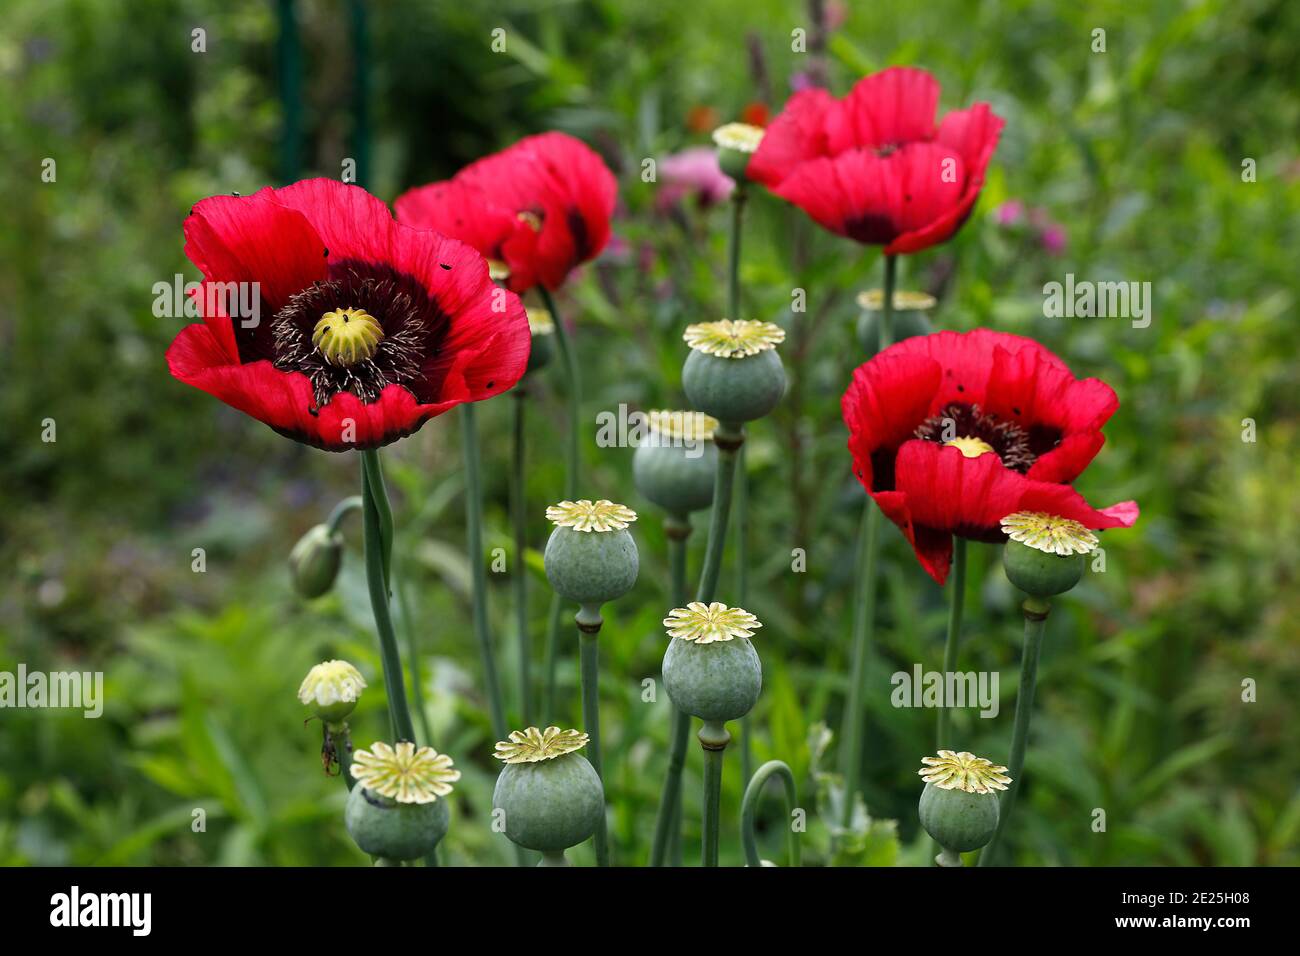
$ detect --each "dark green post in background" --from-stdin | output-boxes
[349,0,371,189]
[276,0,302,185]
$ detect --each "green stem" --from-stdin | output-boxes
[935,538,968,749]
[979,596,1049,866]
[460,403,508,743]
[649,698,692,866]
[577,605,608,866]
[543,594,564,722]
[360,449,415,743]
[327,721,355,791]
[511,389,532,726]
[741,760,801,867]
[695,423,744,604]
[396,581,434,747]
[726,185,746,319]
[537,850,569,867]
[325,495,362,535]
[839,255,896,831]
[539,286,580,722]
[700,720,731,867]
[660,514,691,866]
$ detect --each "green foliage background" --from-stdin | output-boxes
[1,0,1297,866]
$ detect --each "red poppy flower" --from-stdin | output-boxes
[748,66,1004,255]
[394,132,616,294]
[166,178,530,451]
[842,329,1138,584]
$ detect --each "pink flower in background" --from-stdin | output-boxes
[994,198,1067,255]
[657,147,736,212]
[994,199,1025,227]
[1039,222,1067,255]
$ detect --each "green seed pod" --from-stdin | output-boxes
[345,785,449,861]
[289,524,343,598]
[543,501,639,606]
[494,753,604,853]
[999,511,1099,597]
[660,602,764,723]
[1002,539,1085,597]
[525,308,555,374]
[712,123,764,182]
[916,750,1011,858]
[918,784,999,853]
[681,320,786,426]
[663,634,762,723]
[632,410,718,516]
[682,348,786,426]
[856,309,934,353]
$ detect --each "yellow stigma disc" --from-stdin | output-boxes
[311,308,383,367]
[945,436,995,459]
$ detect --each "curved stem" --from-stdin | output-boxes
[741,760,801,867]
[461,403,508,742]
[979,596,1049,866]
[935,538,968,749]
[325,495,363,535]
[539,286,580,722]
[360,449,415,743]
[577,604,608,866]
[699,720,731,867]
[839,254,896,830]
[511,389,532,726]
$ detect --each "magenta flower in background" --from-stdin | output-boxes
[994,199,1025,226]
[657,147,736,211]
[1039,222,1067,255]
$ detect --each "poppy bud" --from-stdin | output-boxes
[916,751,1011,863]
[298,659,367,724]
[661,603,763,724]
[543,500,639,606]
[681,320,786,426]
[492,727,604,859]
[289,524,343,598]
[712,123,765,182]
[632,410,718,517]
[999,511,1099,597]
[345,741,460,861]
